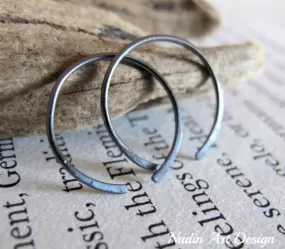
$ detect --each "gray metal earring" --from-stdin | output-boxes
[46,53,182,194]
[101,35,224,183]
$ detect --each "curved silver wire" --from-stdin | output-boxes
[101,35,224,183]
[47,53,182,194]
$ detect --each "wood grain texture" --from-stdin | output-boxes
[0,0,266,136]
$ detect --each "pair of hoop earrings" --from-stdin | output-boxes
[46,35,224,194]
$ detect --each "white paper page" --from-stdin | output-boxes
[1,2,285,249]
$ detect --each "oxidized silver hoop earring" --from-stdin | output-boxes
[101,35,224,183]
[47,53,182,194]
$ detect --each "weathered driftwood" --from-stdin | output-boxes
[59,0,221,37]
[0,0,266,137]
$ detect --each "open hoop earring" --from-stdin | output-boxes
[101,35,224,183]
[47,53,182,194]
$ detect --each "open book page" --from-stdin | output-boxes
[1,1,285,249]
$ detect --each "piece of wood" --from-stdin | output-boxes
[0,0,266,137]
[61,0,221,37]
